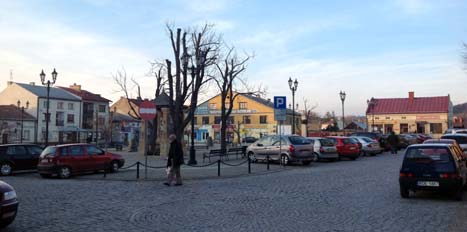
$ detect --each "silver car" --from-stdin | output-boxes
[441,134,467,151]
[306,137,339,161]
[351,136,383,156]
[246,135,315,165]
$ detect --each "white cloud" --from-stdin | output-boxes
[393,0,433,15]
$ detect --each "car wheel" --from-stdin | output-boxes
[280,155,289,166]
[0,218,15,228]
[302,160,311,166]
[454,189,463,201]
[0,163,13,176]
[400,186,410,198]
[40,173,52,178]
[248,153,257,163]
[110,161,120,173]
[58,166,71,179]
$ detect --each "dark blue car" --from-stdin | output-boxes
[399,144,467,200]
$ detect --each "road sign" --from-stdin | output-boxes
[274,96,286,109]
[139,100,157,121]
[274,96,286,121]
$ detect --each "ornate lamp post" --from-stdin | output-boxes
[17,100,29,143]
[367,98,375,132]
[339,91,346,135]
[182,51,205,165]
[288,77,298,135]
[40,69,58,146]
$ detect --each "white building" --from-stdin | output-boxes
[0,82,82,144]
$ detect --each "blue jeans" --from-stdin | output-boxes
[390,145,398,154]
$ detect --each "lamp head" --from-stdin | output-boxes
[40,70,46,83]
[288,77,293,88]
[294,79,298,89]
[17,100,20,108]
[339,91,346,101]
[51,68,58,83]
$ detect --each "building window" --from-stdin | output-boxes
[202,117,209,125]
[98,105,106,113]
[401,116,406,120]
[260,115,267,124]
[239,102,247,109]
[375,117,380,120]
[385,117,390,120]
[23,130,30,141]
[56,112,64,126]
[430,123,443,134]
[98,117,105,127]
[243,115,251,124]
[68,103,74,110]
[43,100,48,108]
[214,116,221,124]
[209,103,217,110]
[57,102,64,110]
[67,114,75,123]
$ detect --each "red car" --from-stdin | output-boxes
[0,180,18,228]
[327,136,360,160]
[37,143,125,179]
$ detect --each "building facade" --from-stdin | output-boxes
[366,92,452,137]
[0,105,36,144]
[0,82,82,144]
[194,93,301,143]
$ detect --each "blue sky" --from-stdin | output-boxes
[0,0,466,115]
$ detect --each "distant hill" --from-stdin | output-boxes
[454,103,467,114]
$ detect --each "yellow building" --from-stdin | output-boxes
[194,93,301,143]
[366,92,452,137]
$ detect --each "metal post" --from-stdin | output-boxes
[188,67,197,165]
[20,107,24,144]
[136,162,140,179]
[267,155,270,170]
[95,109,98,145]
[342,101,345,135]
[248,156,251,174]
[144,120,148,179]
[217,159,221,177]
[45,82,50,146]
[292,91,295,135]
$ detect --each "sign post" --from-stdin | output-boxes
[139,100,157,179]
[274,96,286,165]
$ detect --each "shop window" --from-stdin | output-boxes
[260,115,267,124]
[214,117,221,124]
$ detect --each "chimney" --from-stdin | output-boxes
[408,91,414,102]
[70,83,81,91]
[29,82,35,86]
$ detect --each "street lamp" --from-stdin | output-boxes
[288,77,298,135]
[339,91,346,135]
[17,100,29,143]
[40,68,58,146]
[183,50,206,165]
[367,98,375,132]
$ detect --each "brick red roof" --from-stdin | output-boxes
[0,105,36,121]
[367,96,450,114]
[59,87,110,103]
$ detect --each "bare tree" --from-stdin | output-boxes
[113,69,141,120]
[303,98,318,136]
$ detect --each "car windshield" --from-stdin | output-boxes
[289,136,311,145]
[405,147,452,163]
[319,139,335,146]
[342,138,353,145]
[40,147,57,158]
[441,136,467,144]
[361,137,373,143]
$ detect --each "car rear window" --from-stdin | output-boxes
[319,139,335,146]
[442,136,467,144]
[40,147,57,158]
[405,147,452,163]
[289,136,311,145]
[342,139,353,145]
[361,137,373,143]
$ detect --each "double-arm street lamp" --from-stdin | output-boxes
[339,91,346,135]
[367,98,375,132]
[288,77,298,135]
[182,51,206,165]
[17,100,29,143]
[40,69,58,146]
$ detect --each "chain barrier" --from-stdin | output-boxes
[185,161,218,168]
[220,159,249,167]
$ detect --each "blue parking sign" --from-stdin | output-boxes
[274,96,286,109]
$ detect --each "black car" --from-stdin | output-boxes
[0,180,18,228]
[242,137,258,143]
[399,144,467,200]
[0,144,44,175]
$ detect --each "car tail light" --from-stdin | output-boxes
[440,173,460,179]
[400,173,414,177]
[289,145,295,153]
[319,147,325,153]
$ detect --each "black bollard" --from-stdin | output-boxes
[248,156,251,174]
[267,155,270,170]
[217,159,221,177]
[136,162,140,179]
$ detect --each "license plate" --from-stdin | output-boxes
[417,181,439,187]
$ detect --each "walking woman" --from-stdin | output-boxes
[164,134,184,186]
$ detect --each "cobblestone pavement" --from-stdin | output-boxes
[2,150,467,232]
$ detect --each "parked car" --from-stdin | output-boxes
[37,143,125,179]
[445,128,467,134]
[440,134,467,151]
[0,180,18,228]
[351,136,383,156]
[326,136,360,160]
[400,134,418,145]
[348,137,362,151]
[399,144,467,200]
[306,137,339,161]
[350,132,388,151]
[423,139,467,162]
[246,135,315,165]
[242,136,258,143]
[0,144,44,176]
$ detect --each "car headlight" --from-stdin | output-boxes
[4,191,17,201]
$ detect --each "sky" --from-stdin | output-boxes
[0,0,466,115]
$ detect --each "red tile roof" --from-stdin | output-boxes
[59,87,110,103]
[367,96,450,114]
[0,105,36,121]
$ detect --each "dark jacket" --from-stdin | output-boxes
[387,133,399,146]
[167,139,184,167]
